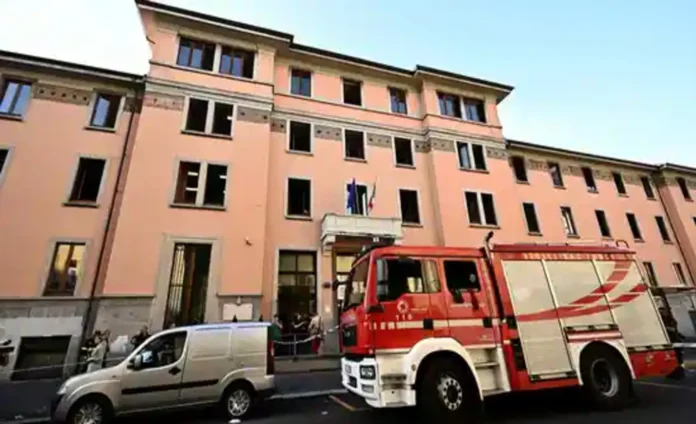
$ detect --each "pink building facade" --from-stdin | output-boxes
[0,0,694,377]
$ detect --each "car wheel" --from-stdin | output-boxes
[67,397,111,424]
[580,344,632,410]
[223,383,254,419]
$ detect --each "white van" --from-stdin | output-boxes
[51,322,275,424]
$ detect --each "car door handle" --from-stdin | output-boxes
[168,366,181,376]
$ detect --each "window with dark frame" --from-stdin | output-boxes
[202,164,227,206]
[641,176,655,199]
[219,46,254,78]
[211,103,234,136]
[595,210,612,238]
[443,260,481,292]
[674,263,688,285]
[613,172,627,195]
[399,189,420,224]
[44,242,85,296]
[342,79,362,106]
[462,97,486,123]
[173,161,228,207]
[438,92,462,118]
[185,98,208,132]
[287,178,311,217]
[626,213,643,240]
[548,162,564,187]
[176,37,215,71]
[344,130,365,160]
[0,79,32,117]
[289,121,311,153]
[290,69,312,97]
[184,98,234,136]
[523,202,541,234]
[643,262,658,286]
[394,138,414,167]
[511,156,528,182]
[677,177,692,200]
[465,191,497,226]
[582,167,597,192]
[655,216,671,242]
[69,158,105,203]
[277,251,317,317]
[561,206,578,236]
[377,259,426,302]
[456,142,486,171]
[89,93,121,129]
[174,161,201,205]
[389,87,407,114]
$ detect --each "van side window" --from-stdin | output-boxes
[377,258,426,302]
[443,260,481,292]
[138,331,187,369]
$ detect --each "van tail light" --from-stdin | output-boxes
[266,332,275,375]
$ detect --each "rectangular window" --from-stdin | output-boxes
[346,183,368,216]
[677,177,692,200]
[462,97,486,123]
[173,161,228,207]
[399,189,421,224]
[655,216,671,242]
[674,263,688,285]
[290,69,312,97]
[612,172,627,195]
[465,191,497,226]
[278,251,317,316]
[643,262,658,286]
[523,202,541,234]
[0,79,31,117]
[184,98,234,136]
[376,259,428,302]
[89,93,121,129]
[342,79,362,106]
[344,130,365,160]
[444,260,481,292]
[394,138,414,167]
[582,167,597,192]
[511,156,528,182]
[626,213,643,240]
[641,176,655,199]
[389,87,407,114]
[44,242,85,296]
[456,142,486,170]
[176,37,215,71]
[548,162,564,187]
[288,121,312,153]
[11,336,71,381]
[595,210,612,238]
[560,206,578,236]
[219,46,254,78]
[438,92,462,118]
[287,178,311,217]
[69,158,105,203]
[164,244,211,328]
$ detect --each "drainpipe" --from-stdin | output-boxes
[75,83,144,373]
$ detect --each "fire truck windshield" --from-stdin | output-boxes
[341,257,368,312]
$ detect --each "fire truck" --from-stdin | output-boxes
[338,233,679,421]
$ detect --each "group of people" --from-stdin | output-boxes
[80,326,151,373]
[272,312,325,355]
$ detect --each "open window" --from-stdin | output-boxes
[582,166,597,192]
[394,137,414,167]
[375,258,426,302]
[287,178,311,217]
[342,79,362,106]
[173,161,228,208]
[389,87,407,114]
[90,93,121,129]
[443,259,481,304]
[462,97,486,123]
[44,242,85,296]
[457,142,486,171]
[184,98,234,137]
[344,130,365,160]
[399,189,420,224]
[69,158,106,203]
[288,121,312,153]
[511,156,528,182]
[613,172,627,195]
[548,162,564,187]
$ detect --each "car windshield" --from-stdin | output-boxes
[341,258,368,312]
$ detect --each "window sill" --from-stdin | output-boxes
[647,197,657,201]
[287,149,313,156]
[427,113,501,129]
[567,234,580,239]
[277,92,419,120]
[516,180,530,185]
[634,238,645,243]
[42,292,77,298]
[402,222,423,228]
[345,157,367,164]
[181,130,232,140]
[285,215,313,221]
[396,163,416,170]
[587,188,599,194]
[553,185,566,190]
[151,60,274,87]
[459,167,489,174]
[684,198,694,203]
[63,201,99,208]
[470,224,500,230]
[618,193,629,198]
[342,101,364,109]
[663,240,674,245]
[170,203,227,212]
[0,113,24,122]
[84,125,117,133]
[528,232,543,237]
[601,237,614,241]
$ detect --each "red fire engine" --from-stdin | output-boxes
[338,233,679,421]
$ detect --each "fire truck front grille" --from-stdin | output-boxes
[342,325,357,347]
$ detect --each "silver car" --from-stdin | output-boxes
[52,322,276,424]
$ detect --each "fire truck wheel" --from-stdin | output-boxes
[418,357,481,423]
[580,344,631,410]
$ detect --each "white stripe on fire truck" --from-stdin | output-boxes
[374,318,501,331]
[567,331,622,342]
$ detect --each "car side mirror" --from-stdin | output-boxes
[128,354,143,370]
[452,290,464,304]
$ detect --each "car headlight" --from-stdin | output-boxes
[360,365,375,380]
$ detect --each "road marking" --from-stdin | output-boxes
[329,394,357,411]
[636,381,696,392]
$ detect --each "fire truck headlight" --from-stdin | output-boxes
[360,365,375,380]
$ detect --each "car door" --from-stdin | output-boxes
[120,330,188,413]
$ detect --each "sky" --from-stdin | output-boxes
[0,0,694,166]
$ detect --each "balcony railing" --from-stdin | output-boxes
[321,213,403,245]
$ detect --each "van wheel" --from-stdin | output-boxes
[222,383,254,419]
[417,357,481,423]
[580,344,631,410]
[67,396,112,424]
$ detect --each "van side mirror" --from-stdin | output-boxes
[375,259,387,283]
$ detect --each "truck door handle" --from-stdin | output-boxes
[482,317,492,328]
[168,366,181,376]
[423,318,434,330]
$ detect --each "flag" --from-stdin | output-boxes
[368,179,377,214]
[346,178,357,214]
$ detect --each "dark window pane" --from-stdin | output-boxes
[185,99,208,132]
[548,162,564,187]
[343,79,362,106]
[561,207,577,235]
[444,260,481,291]
[641,177,655,199]
[438,93,462,118]
[376,259,425,302]
[399,190,420,224]
[481,193,497,226]
[212,102,233,135]
[289,121,311,152]
[346,184,368,215]
[582,167,597,191]
[291,69,312,97]
[644,262,658,286]
[512,156,528,182]
[523,203,540,233]
[287,178,311,216]
[174,161,201,204]
[465,191,481,225]
[394,138,413,166]
[69,158,106,202]
[656,216,671,242]
[595,210,612,238]
[220,47,255,78]
[0,149,8,174]
[344,130,365,159]
[389,88,407,114]
[471,144,486,170]
[626,213,642,240]
[177,38,215,71]
[613,172,626,195]
[203,165,227,206]
[677,177,692,200]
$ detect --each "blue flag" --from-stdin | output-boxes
[346,178,357,213]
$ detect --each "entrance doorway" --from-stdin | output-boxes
[163,243,212,329]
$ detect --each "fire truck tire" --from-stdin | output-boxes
[580,344,631,410]
[417,357,481,423]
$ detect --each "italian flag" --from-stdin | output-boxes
[368,179,377,214]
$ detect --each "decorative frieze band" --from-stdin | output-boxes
[485,146,507,160]
[237,107,270,124]
[143,93,184,111]
[34,83,91,106]
[414,140,431,153]
[430,138,455,152]
[271,118,286,133]
[314,125,342,141]
[527,159,547,171]
[366,133,391,148]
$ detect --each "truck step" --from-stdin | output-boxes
[482,388,507,397]
[474,361,499,369]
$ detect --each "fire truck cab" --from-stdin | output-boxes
[339,234,679,420]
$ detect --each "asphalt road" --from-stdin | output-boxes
[117,371,696,424]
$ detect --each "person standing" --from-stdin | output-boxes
[86,332,108,373]
[308,313,324,355]
[130,325,150,350]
